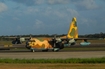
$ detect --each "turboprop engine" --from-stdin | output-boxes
[63,38,76,47]
[52,37,64,49]
[68,38,76,45]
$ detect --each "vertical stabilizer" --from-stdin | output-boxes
[67,17,78,38]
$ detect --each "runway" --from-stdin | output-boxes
[0,43,105,59]
[0,51,105,59]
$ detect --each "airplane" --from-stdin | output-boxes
[25,17,91,52]
[2,17,91,52]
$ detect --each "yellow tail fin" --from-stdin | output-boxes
[67,17,78,38]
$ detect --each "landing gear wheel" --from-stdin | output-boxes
[52,48,59,52]
[31,49,35,52]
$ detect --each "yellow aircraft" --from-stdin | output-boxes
[24,17,90,52]
[3,17,90,52]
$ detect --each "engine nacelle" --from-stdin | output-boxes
[80,42,91,46]
[68,38,76,45]
[52,38,64,49]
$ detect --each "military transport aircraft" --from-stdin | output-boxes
[2,17,91,52]
[17,17,91,52]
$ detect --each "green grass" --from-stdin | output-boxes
[0,57,105,63]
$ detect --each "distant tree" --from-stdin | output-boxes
[99,32,105,38]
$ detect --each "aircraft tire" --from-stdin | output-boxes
[52,48,59,52]
[42,49,48,52]
[31,49,35,52]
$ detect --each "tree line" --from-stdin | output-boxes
[0,32,105,41]
[79,32,105,39]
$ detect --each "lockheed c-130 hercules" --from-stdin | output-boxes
[3,17,91,52]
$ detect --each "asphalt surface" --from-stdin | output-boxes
[0,43,105,59]
[0,51,105,59]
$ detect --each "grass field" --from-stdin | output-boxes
[0,58,105,63]
[0,58,105,69]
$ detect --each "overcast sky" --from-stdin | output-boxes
[0,0,105,35]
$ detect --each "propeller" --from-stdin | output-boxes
[53,34,57,48]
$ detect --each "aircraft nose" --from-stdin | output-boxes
[26,42,31,49]
[26,41,29,45]
[25,41,31,49]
